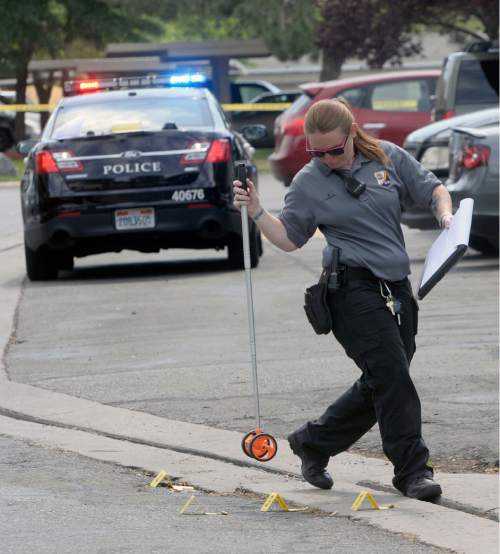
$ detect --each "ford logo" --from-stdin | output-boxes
[121,150,142,158]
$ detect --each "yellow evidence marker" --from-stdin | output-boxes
[260,492,289,512]
[148,470,174,488]
[179,495,228,516]
[260,493,309,513]
[351,490,395,511]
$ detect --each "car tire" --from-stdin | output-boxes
[25,243,59,281]
[227,227,260,269]
[469,235,499,257]
[57,251,74,271]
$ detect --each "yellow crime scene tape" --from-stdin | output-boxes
[0,104,54,112]
[1,102,292,113]
[222,102,292,111]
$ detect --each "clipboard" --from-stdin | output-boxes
[417,198,474,300]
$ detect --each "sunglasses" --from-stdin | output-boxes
[306,134,350,158]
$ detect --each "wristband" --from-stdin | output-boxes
[253,207,265,221]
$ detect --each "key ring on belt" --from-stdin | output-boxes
[379,279,393,299]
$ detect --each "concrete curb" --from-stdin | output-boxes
[0,379,497,514]
[0,413,497,554]
[0,223,497,553]
[0,180,20,188]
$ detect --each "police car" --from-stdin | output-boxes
[19,75,263,280]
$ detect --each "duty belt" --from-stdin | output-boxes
[342,266,379,282]
[327,265,378,289]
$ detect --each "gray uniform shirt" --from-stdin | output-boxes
[278,140,441,281]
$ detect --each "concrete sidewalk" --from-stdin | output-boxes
[0,242,498,554]
[0,378,498,553]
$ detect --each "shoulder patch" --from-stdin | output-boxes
[374,170,387,185]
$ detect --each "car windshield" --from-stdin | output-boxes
[456,59,499,105]
[51,96,213,140]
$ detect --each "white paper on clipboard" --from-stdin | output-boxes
[418,198,474,299]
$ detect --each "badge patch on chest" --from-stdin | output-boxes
[374,170,390,187]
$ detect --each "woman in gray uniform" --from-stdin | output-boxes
[233,98,453,501]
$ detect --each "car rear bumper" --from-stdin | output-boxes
[269,135,308,185]
[24,204,243,255]
[401,208,437,230]
[401,199,499,247]
[449,190,499,246]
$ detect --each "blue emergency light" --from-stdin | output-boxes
[168,73,207,86]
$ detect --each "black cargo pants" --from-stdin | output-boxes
[295,276,432,493]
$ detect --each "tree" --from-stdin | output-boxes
[315,0,499,81]
[170,0,318,61]
[315,0,423,81]
[170,0,498,82]
[0,0,171,141]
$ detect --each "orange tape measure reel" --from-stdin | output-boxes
[241,428,278,462]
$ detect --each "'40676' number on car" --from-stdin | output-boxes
[171,189,205,202]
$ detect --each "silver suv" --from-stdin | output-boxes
[433,41,498,121]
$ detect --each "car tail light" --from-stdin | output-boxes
[36,150,84,174]
[460,145,490,170]
[442,110,455,119]
[52,150,84,172]
[36,151,58,173]
[283,118,304,136]
[187,203,214,209]
[57,211,81,218]
[206,139,230,163]
[180,142,210,164]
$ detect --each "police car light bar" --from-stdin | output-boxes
[168,73,207,85]
[64,74,208,96]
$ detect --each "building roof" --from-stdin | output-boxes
[105,39,270,60]
[28,57,171,73]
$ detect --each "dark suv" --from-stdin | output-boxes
[433,41,499,121]
[18,77,263,280]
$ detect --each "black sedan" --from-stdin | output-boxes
[18,78,263,280]
[230,90,301,148]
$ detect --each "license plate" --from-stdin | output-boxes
[115,208,155,230]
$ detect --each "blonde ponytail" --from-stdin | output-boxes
[304,98,389,168]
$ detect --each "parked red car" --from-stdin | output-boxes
[269,70,440,186]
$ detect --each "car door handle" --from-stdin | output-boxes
[362,122,387,129]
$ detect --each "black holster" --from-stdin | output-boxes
[303,247,343,335]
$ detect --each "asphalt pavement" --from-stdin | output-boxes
[3,175,498,471]
[1,434,447,554]
[0,176,498,553]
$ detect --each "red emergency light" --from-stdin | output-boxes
[77,80,100,93]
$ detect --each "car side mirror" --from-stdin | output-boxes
[240,125,267,142]
[17,140,37,156]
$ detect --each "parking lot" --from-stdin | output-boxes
[2,173,498,473]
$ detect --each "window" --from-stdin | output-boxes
[255,93,299,104]
[51,96,213,140]
[335,87,365,108]
[369,79,436,112]
[455,59,499,105]
[231,83,269,104]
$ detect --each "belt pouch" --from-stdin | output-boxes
[303,266,332,335]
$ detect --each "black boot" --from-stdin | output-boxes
[288,432,333,490]
[404,476,442,501]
